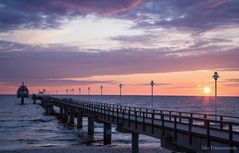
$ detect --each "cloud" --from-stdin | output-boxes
[127,83,171,86]
[0,0,143,32]
[134,0,239,34]
[1,0,238,34]
[0,41,238,86]
[226,79,239,83]
[1,78,117,87]
[223,78,239,87]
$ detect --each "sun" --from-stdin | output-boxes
[203,86,211,94]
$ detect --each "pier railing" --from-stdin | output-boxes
[34,95,239,153]
[60,98,239,128]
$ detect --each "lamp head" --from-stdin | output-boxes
[213,72,219,80]
[119,84,123,88]
[150,80,155,86]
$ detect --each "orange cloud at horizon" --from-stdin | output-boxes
[1,70,239,96]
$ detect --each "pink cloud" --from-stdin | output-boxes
[47,0,144,16]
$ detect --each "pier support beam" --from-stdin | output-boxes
[132,132,139,153]
[63,108,68,123]
[77,112,83,129]
[69,110,75,125]
[58,107,63,119]
[46,104,53,115]
[32,94,36,104]
[21,97,24,105]
[88,117,94,136]
[104,123,112,145]
[33,98,36,104]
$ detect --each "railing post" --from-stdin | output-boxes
[117,105,119,123]
[204,114,207,127]
[220,116,223,130]
[128,107,131,127]
[112,105,115,122]
[122,107,125,125]
[174,116,177,141]
[135,109,137,130]
[169,111,171,121]
[152,110,155,134]
[101,104,103,119]
[190,113,193,124]
[161,114,165,136]
[143,112,145,132]
[179,112,182,123]
[229,123,233,152]
[108,104,110,121]
[206,120,210,148]
[104,104,106,120]
[189,118,192,145]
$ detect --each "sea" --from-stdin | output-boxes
[0,95,238,151]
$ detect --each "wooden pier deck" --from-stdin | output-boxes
[32,95,239,153]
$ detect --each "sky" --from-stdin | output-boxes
[0,0,239,96]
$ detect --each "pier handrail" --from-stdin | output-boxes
[48,96,239,130]
[33,95,239,153]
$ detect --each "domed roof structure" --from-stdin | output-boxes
[17,82,29,98]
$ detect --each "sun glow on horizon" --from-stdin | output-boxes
[203,86,211,94]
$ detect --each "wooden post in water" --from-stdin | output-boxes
[103,123,112,145]
[77,112,83,129]
[88,117,94,137]
[63,108,68,123]
[21,97,24,105]
[69,110,75,125]
[132,132,139,153]
[59,106,63,119]
[46,103,53,115]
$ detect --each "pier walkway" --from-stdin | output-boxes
[32,95,239,153]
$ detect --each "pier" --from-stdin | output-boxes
[33,95,239,153]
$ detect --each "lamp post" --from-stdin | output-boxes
[79,88,81,95]
[66,89,68,95]
[88,87,90,95]
[150,80,155,109]
[100,85,103,96]
[213,72,219,121]
[119,84,123,103]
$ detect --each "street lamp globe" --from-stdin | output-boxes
[213,72,219,80]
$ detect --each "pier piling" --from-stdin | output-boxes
[46,104,53,115]
[88,117,94,136]
[104,123,112,145]
[77,112,83,129]
[69,110,75,125]
[132,132,139,153]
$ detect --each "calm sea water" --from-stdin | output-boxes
[0,95,238,151]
